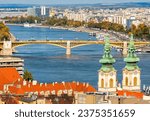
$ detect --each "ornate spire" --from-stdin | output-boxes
[99,36,116,72]
[124,34,140,71]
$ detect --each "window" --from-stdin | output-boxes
[101,79,104,88]
[134,77,137,86]
[109,79,113,88]
[125,77,128,86]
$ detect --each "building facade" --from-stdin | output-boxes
[122,35,141,91]
[98,36,117,93]
[0,57,24,76]
[27,6,50,18]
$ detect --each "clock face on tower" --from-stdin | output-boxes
[110,72,113,76]
[134,71,138,75]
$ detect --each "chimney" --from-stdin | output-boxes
[86,83,89,87]
[23,80,27,86]
[45,83,47,86]
[83,82,85,86]
[62,81,65,85]
[40,83,43,87]
[32,80,37,85]
[77,81,79,85]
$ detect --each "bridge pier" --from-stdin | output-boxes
[0,41,12,56]
[122,41,128,56]
[66,41,71,55]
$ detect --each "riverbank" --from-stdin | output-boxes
[6,23,128,41]
[6,23,97,33]
[6,23,116,40]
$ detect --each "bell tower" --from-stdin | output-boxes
[122,34,141,91]
[98,36,117,93]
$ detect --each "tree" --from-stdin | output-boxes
[0,22,10,41]
[23,70,33,81]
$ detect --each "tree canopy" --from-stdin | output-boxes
[0,22,10,41]
[23,70,33,81]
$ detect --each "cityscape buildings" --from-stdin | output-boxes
[0,3,149,104]
[27,6,50,18]
[0,8,27,18]
[0,6,149,27]
[0,35,150,104]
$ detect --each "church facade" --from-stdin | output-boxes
[98,34,141,93]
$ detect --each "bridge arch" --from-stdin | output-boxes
[12,43,67,50]
[71,43,102,49]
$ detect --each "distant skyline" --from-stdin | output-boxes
[0,0,150,4]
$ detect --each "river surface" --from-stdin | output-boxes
[8,25,150,89]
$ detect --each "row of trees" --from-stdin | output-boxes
[0,22,10,41]
[127,24,150,40]
[45,18,150,40]
[87,21,125,32]
[5,16,42,24]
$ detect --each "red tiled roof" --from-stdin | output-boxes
[0,84,3,90]
[117,90,144,99]
[0,67,22,85]
[9,81,96,95]
[0,67,96,95]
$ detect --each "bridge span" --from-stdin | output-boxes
[0,40,149,56]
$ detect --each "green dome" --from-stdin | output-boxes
[124,56,139,63]
[124,34,140,71]
[100,57,116,64]
[99,36,116,72]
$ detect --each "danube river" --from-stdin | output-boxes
[8,25,150,89]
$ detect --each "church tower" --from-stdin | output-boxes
[98,36,117,93]
[122,34,141,91]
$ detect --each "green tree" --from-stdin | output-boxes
[23,70,33,81]
[0,22,10,41]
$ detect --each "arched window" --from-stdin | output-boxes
[134,77,137,86]
[125,77,128,86]
[101,79,104,88]
[109,79,114,88]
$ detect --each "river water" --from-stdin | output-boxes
[8,25,150,89]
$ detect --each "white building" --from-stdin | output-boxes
[0,57,24,76]
[122,35,141,91]
[98,37,117,93]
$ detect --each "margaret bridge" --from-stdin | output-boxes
[0,40,150,56]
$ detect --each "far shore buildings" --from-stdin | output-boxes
[0,35,150,104]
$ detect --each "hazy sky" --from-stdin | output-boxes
[0,0,150,4]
